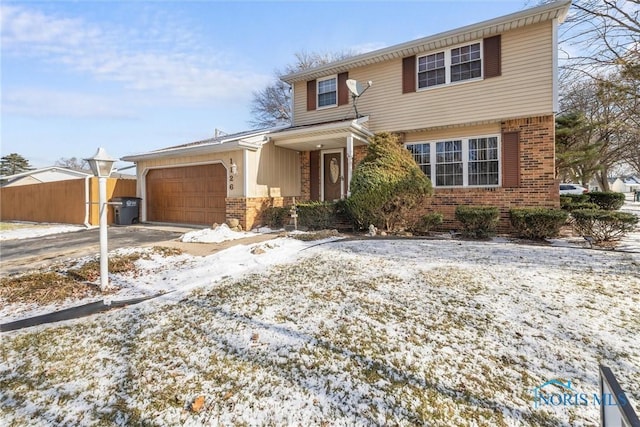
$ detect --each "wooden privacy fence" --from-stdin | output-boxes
[0,178,137,226]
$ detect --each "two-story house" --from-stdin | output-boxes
[122,0,571,230]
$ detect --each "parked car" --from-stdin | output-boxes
[560,183,588,195]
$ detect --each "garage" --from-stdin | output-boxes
[145,164,227,225]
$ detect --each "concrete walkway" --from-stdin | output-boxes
[144,232,281,257]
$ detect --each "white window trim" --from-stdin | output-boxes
[417,40,484,91]
[405,134,501,188]
[317,74,338,110]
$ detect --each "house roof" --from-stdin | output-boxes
[121,126,288,162]
[620,176,640,185]
[270,117,374,151]
[1,166,92,180]
[280,0,572,84]
[1,167,93,186]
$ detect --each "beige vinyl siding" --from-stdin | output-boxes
[292,22,553,132]
[404,122,501,143]
[251,142,301,197]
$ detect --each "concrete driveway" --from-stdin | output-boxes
[0,225,192,277]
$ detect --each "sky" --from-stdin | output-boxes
[1,0,537,170]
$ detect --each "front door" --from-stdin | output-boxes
[323,151,343,201]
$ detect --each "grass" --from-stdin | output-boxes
[0,247,183,305]
[1,240,638,426]
[0,222,34,231]
[0,272,100,304]
[288,229,341,241]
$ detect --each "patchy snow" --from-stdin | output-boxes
[0,223,87,241]
[0,200,638,426]
[180,223,256,243]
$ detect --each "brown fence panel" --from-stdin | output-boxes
[1,178,137,225]
[0,179,88,224]
[88,178,138,225]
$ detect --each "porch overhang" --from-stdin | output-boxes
[271,117,373,151]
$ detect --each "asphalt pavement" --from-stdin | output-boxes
[0,225,188,276]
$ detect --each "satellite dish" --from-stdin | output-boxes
[345,79,372,118]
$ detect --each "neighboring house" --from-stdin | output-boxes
[611,176,640,193]
[122,0,571,230]
[1,167,92,187]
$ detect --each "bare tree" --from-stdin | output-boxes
[250,50,355,128]
[558,70,638,189]
[54,157,90,171]
[559,0,639,81]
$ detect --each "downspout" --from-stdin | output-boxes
[83,175,92,228]
[243,149,249,197]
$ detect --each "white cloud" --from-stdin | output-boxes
[2,88,137,119]
[0,4,270,108]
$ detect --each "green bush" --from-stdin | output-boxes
[296,202,336,230]
[411,212,443,235]
[572,209,638,243]
[561,200,600,212]
[560,194,593,211]
[346,132,432,231]
[587,191,625,210]
[455,206,500,239]
[564,194,590,203]
[262,207,288,228]
[510,208,569,239]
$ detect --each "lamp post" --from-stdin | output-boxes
[84,148,116,292]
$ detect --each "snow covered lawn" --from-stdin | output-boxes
[0,222,86,241]
[1,234,638,426]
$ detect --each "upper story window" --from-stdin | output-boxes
[417,42,482,90]
[317,76,337,108]
[451,43,481,82]
[406,135,500,188]
[418,52,445,88]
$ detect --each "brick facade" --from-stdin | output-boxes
[227,116,555,232]
[300,151,311,201]
[419,115,559,231]
[226,196,296,230]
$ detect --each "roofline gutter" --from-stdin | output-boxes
[121,139,263,162]
[272,117,373,140]
[280,0,572,83]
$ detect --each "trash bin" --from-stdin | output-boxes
[111,197,141,225]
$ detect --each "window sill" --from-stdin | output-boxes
[434,185,500,191]
[316,104,338,111]
[417,76,484,92]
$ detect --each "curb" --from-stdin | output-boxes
[0,294,163,332]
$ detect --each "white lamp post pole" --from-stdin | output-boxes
[98,175,108,291]
[84,148,116,292]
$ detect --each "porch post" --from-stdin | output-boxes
[346,134,354,197]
